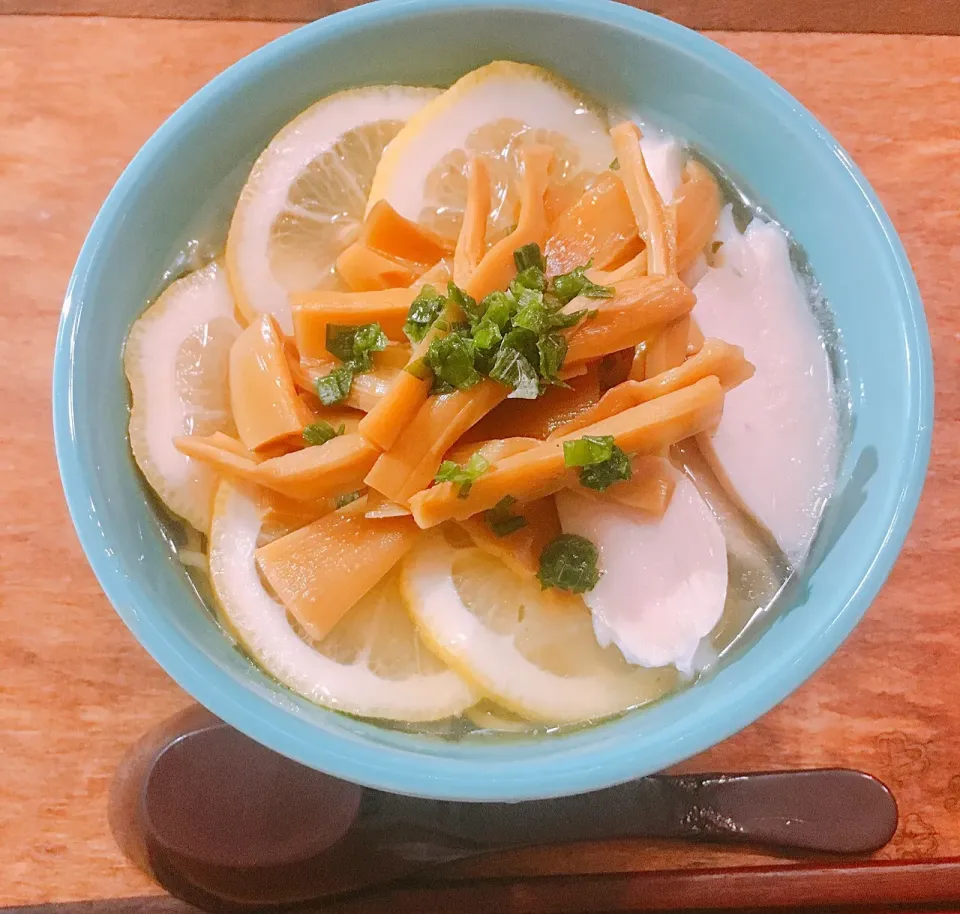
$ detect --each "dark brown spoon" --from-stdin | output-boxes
[110,706,898,912]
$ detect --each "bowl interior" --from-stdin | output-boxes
[55,0,930,800]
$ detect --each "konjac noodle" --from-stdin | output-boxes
[124,61,838,735]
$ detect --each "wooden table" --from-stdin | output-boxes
[2,3,958,908]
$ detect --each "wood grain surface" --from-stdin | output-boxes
[1,14,958,908]
[10,859,960,914]
[2,0,959,35]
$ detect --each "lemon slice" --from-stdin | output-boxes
[209,481,478,722]
[226,85,441,331]
[368,61,614,240]
[401,540,678,724]
[125,260,241,532]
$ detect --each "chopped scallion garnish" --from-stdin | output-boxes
[302,421,345,446]
[537,534,600,593]
[485,495,528,537]
[315,364,354,406]
[490,327,540,399]
[434,452,489,498]
[513,242,546,273]
[325,321,388,370]
[426,332,481,391]
[403,285,445,343]
[563,435,615,468]
[447,281,483,327]
[563,434,632,491]
[537,333,568,384]
[578,446,632,491]
[551,265,615,305]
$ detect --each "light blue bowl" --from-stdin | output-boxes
[54,0,932,800]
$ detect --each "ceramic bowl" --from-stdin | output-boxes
[54,0,932,800]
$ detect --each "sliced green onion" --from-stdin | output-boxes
[485,496,528,537]
[537,332,568,383]
[578,446,632,491]
[513,265,547,292]
[551,265,615,305]
[513,242,546,273]
[447,281,483,327]
[324,322,388,370]
[434,452,490,498]
[426,332,481,391]
[479,290,516,330]
[403,285,445,343]
[563,435,615,468]
[315,364,354,406]
[537,534,600,593]
[489,327,540,399]
[302,421,345,447]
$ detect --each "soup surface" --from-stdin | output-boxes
[124,61,839,736]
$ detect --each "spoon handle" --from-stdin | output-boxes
[373,769,898,855]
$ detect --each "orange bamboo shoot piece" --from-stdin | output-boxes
[335,242,421,292]
[687,316,705,355]
[177,430,379,503]
[569,455,677,517]
[174,432,263,488]
[544,173,641,277]
[358,357,431,451]
[453,157,491,288]
[296,398,365,436]
[409,376,725,527]
[588,250,647,286]
[362,489,413,519]
[361,199,454,267]
[256,512,418,641]
[258,489,335,543]
[444,436,541,466]
[460,496,561,578]
[675,161,721,273]
[290,356,401,414]
[371,342,414,369]
[291,287,419,357]
[544,171,597,224]
[551,340,753,439]
[635,315,692,380]
[364,379,508,504]
[464,144,554,300]
[458,365,601,443]
[230,314,316,456]
[254,432,380,502]
[563,275,695,366]
[292,342,409,379]
[359,146,553,451]
[611,121,676,276]
[585,163,720,283]
[358,280,471,450]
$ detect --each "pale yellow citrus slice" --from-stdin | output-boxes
[125,260,241,532]
[208,481,478,722]
[367,61,614,241]
[226,85,441,331]
[400,539,678,724]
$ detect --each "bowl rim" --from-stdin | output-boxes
[53,0,933,800]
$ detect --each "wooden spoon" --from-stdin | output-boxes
[110,706,897,911]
